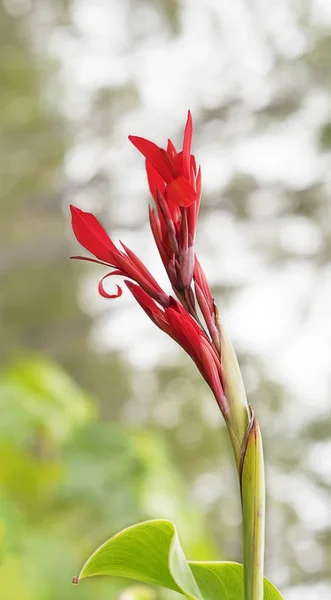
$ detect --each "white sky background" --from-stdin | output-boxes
[57,0,331,411]
[35,0,331,596]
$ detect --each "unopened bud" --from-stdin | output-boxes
[220,325,250,465]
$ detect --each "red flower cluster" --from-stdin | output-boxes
[129,111,201,291]
[70,112,227,414]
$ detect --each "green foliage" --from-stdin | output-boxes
[0,357,216,599]
[77,520,284,599]
[0,356,93,443]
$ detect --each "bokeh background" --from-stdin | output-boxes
[1,0,331,598]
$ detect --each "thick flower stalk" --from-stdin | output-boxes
[70,112,265,600]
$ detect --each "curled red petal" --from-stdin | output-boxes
[70,205,118,263]
[166,176,197,207]
[98,271,123,299]
[129,136,173,183]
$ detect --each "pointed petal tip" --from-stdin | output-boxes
[182,111,193,179]
[69,204,78,216]
[128,134,146,147]
[185,110,193,131]
[70,204,86,216]
[129,136,173,183]
[129,135,149,153]
[124,279,137,292]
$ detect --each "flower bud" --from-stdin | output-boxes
[220,324,250,465]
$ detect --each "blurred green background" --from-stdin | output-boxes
[1,1,331,599]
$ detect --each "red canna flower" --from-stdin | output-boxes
[130,111,201,292]
[70,112,227,415]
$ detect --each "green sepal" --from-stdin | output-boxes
[240,412,265,600]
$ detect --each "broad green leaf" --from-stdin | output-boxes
[76,520,284,600]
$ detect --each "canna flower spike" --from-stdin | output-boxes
[69,111,265,600]
[70,113,225,415]
[69,112,242,421]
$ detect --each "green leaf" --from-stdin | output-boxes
[76,520,284,600]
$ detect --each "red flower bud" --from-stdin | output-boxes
[70,112,228,416]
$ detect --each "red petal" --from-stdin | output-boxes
[172,151,184,178]
[129,136,173,183]
[70,255,116,268]
[125,280,163,319]
[70,205,117,263]
[146,159,166,201]
[195,282,220,349]
[166,176,197,207]
[120,242,166,293]
[148,206,169,266]
[125,281,175,339]
[155,190,179,255]
[182,110,193,180]
[164,304,201,360]
[98,271,123,299]
[167,139,177,157]
[199,336,225,411]
[194,257,213,311]
[195,166,202,219]
[187,202,196,244]
[179,245,194,288]
[190,154,197,177]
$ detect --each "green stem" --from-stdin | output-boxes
[217,325,265,599]
[239,410,265,600]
